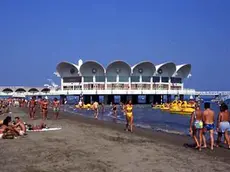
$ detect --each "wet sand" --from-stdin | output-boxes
[0,107,230,172]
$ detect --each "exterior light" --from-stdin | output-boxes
[92,68,97,74]
[138,68,143,73]
[70,68,75,74]
[157,69,163,75]
[116,68,120,74]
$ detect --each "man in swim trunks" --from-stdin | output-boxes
[92,101,99,119]
[202,102,215,150]
[29,96,37,119]
[52,98,60,119]
[41,98,49,120]
[0,116,19,138]
[189,104,203,150]
[216,103,230,148]
[112,103,117,119]
[13,117,26,136]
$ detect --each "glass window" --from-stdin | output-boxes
[119,76,129,82]
[63,77,82,83]
[131,76,139,82]
[162,77,169,83]
[96,76,105,82]
[153,76,160,82]
[142,76,151,82]
[107,76,116,82]
[171,77,182,83]
[84,76,93,82]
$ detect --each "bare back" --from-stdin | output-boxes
[219,111,229,122]
[195,109,202,121]
[203,109,215,124]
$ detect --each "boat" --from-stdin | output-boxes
[169,100,195,116]
[75,104,92,109]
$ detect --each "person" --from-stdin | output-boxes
[202,102,215,150]
[125,100,134,132]
[100,103,105,113]
[29,96,36,119]
[41,97,49,120]
[52,98,60,119]
[189,104,203,150]
[92,101,99,119]
[216,103,230,148]
[112,103,117,118]
[0,116,19,138]
[13,117,26,135]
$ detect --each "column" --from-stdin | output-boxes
[105,77,107,90]
[150,77,153,90]
[167,95,171,103]
[168,77,171,90]
[81,77,84,90]
[61,78,63,91]
[128,76,131,90]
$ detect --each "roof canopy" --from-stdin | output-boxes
[174,64,191,79]
[56,62,79,77]
[106,60,131,76]
[155,62,176,77]
[132,61,156,76]
[79,61,105,76]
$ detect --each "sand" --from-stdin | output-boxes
[0,107,230,172]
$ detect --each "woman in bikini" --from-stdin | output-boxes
[52,98,60,119]
[125,100,134,132]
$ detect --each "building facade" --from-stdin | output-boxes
[56,59,192,92]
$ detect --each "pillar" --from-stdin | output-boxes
[179,95,184,101]
[107,95,114,104]
[104,95,108,104]
[120,95,127,104]
[92,95,99,102]
[147,95,154,104]
[83,95,91,104]
[132,95,138,104]
[167,95,171,103]
[60,95,67,104]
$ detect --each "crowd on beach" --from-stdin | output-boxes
[190,102,230,150]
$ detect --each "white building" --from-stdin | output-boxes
[56,59,192,92]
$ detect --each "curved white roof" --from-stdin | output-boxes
[132,61,156,76]
[155,62,176,77]
[80,60,105,76]
[174,64,191,79]
[56,62,79,77]
[106,60,131,76]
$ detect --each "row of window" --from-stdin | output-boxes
[63,77,182,83]
[63,84,182,90]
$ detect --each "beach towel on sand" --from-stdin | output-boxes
[26,127,62,132]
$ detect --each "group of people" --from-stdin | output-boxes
[28,96,60,120]
[89,100,134,132]
[190,102,230,150]
[0,116,26,139]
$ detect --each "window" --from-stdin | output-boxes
[63,77,81,83]
[171,77,182,83]
[131,76,139,82]
[107,76,116,82]
[162,77,169,83]
[153,76,160,82]
[96,76,105,82]
[84,76,93,82]
[142,76,151,82]
[119,76,129,82]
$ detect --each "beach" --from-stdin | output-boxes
[0,107,230,172]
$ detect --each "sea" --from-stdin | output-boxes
[62,98,230,137]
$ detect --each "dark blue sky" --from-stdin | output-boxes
[0,0,229,91]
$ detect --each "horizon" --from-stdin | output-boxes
[0,0,230,91]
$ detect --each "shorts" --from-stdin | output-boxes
[219,121,230,133]
[53,107,60,112]
[204,123,214,131]
[194,120,203,129]
[19,130,25,136]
